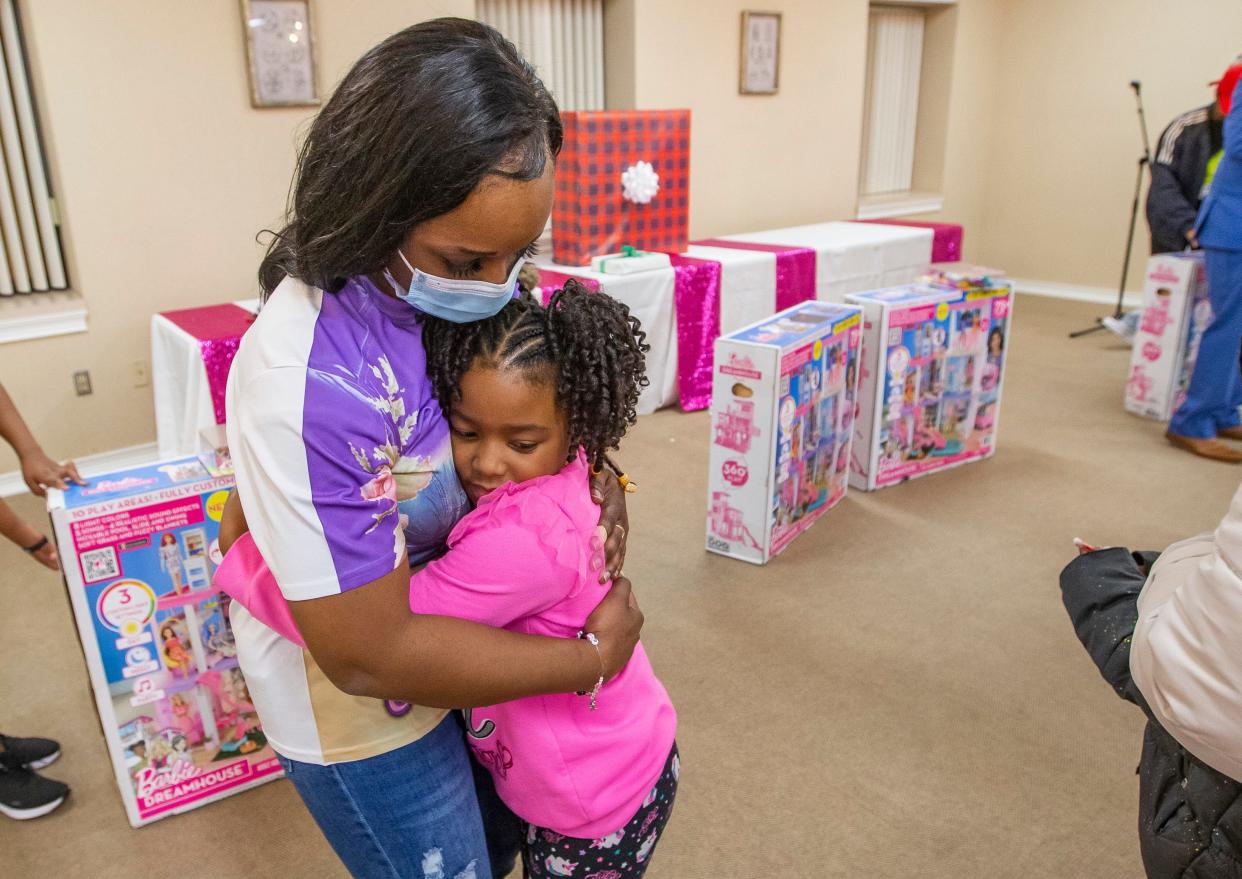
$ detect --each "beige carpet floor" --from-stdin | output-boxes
[3,293,1237,878]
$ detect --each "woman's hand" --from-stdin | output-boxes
[21,448,84,497]
[219,490,249,555]
[582,574,643,682]
[590,469,629,583]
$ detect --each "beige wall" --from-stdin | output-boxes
[959,0,1242,289]
[624,0,870,238]
[0,0,472,471]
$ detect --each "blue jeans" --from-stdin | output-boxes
[1169,247,1242,438]
[276,713,519,879]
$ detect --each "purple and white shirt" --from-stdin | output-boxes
[224,273,465,764]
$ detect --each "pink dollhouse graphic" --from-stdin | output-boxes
[709,491,760,549]
[713,400,761,454]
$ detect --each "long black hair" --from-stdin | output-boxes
[258,18,562,296]
[422,281,650,471]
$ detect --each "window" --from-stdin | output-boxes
[0,0,66,295]
[860,5,925,196]
[477,0,605,112]
[857,1,956,218]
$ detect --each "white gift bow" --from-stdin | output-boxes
[621,160,660,205]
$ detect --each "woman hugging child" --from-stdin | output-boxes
[215,281,679,877]
[414,281,678,878]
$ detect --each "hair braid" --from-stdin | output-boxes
[422,280,649,468]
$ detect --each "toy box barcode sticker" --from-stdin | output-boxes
[49,458,281,827]
[707,302,862,564]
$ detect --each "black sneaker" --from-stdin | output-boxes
[0,734,61,770]
[0,754,69,820]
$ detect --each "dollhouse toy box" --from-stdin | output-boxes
[48,458,281,827]
[707,301,862,565]
[1124,252,1210,422]
[848,280,1014,491]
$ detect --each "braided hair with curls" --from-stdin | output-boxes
[422,280,649,471]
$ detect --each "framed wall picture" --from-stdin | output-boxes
[740,11,781,95]
[241,0,319,108]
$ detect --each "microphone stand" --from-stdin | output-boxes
[1070,80,1153,338]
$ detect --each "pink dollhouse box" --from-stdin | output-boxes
[48,458,281,827]
[848,279,1014,491]
[1123,252,1210,421]
[707,300,863,564]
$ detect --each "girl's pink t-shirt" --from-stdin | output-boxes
[408,452,676,839]
[215,452,676,839]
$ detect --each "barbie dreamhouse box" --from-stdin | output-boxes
[1124,252,1210,422]
[48,458,280,827]
[847,279,1014,491]
[706,301,862,564]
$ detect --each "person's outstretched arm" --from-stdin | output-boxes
[0,382,84,497]
[0,498,58,570]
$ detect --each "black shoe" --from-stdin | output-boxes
[0,754,69,820]
[0,734,61,769]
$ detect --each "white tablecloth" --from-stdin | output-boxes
[721,221,933,302]
[682,244,779,335]
[151,300,259,458]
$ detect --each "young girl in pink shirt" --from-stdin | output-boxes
[414,281,678,877]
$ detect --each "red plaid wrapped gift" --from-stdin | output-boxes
[553,110,691,266]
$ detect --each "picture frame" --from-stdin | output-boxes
[739,11,781,95]
[240,0,319,108]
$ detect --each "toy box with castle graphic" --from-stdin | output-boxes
[706,301,862,564]
[48,458,281,827]
[1124,252,1211,422]
[848,279,1014,491]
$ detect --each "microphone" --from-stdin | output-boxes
[1130,79,1142,92]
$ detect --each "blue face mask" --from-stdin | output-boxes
[384,249,522,323]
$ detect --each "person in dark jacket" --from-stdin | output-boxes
[1061,546,1242,878]
[1147,101,1223,257]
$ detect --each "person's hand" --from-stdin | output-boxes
[28,538,59,571]
[582,574,643,681]
[590,469,629,583]
[218,490,249,556]
[20,448,84,497]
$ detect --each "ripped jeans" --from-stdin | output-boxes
[277,712,519,879]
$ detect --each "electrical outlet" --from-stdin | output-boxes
[73,370,92,396]
[131,359,150,388]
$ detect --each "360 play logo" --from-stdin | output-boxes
[722,459,749,487]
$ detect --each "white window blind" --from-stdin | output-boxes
[478,0,605,112]
[860,5,925,197]
[0,0,64,295]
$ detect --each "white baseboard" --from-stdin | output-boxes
[1011,277,1143,309]
[0,441,160,499]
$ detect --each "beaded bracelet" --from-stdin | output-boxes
[576,631,605,711]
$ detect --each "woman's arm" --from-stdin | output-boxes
[219,491,642,708]
[289,566,639,708]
